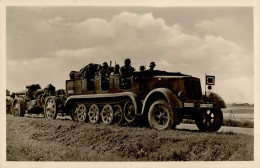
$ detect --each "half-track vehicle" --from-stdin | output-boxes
[44,64,226,132]
[11,84,57,117]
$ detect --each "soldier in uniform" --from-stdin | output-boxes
[149,61,156,71]
[113,64,120,75]
[99,62,112,90]
[139,65,146,71]
[120,58,135,89]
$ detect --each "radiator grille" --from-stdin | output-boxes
[184,78,202,100]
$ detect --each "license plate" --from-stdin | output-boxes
[67,90,74,94]
[184,103,194,107]
[200,104,213,108]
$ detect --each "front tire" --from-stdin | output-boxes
[195,108,223,132]
[148,100,175,130]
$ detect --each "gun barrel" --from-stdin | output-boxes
[14,90,26,95]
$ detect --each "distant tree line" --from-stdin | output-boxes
[231,103,254,107]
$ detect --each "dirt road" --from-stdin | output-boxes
[176,123,254,136]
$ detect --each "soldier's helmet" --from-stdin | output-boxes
[149,62,156,69]
[139,65,146,71]
[124,58,131,66]
[89,63,94,68]
[115,64,120,69]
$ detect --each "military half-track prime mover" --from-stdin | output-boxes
[44,64,226,132]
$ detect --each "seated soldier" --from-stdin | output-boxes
[139,65,146,71]
[120,58,135,89]
[85,63,96,91]
[148,62,156,71]
[99,62,112,90]
[113,64,120,75]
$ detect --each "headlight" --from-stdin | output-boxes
[178,91,186,100]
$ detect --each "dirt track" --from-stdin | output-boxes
[176,123,254,136]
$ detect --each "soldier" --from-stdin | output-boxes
[114,64,120,75]
[99,62,112,90]
[120,58,134,78]
[139,65,146,71]
[149,61,156,71]
[120,58,135,89]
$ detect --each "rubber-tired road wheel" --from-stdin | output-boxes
[195,108,223,132]
[101,104,113,125]
[123,101,136,123]
[12,99,25,117]
[44,97,57,119]
[113,104,124,125]
[148,100,174,130]
[76,104,88,122]
[88,104,100,124]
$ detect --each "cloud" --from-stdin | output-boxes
[7,12,253,103]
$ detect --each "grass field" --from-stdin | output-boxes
[6,115,253,161]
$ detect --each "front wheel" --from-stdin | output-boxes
[195,108,223,132]
[148,100,175,130]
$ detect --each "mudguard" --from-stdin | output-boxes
[206,91,226,108]
[141,88,183,115]
[64,92,138,115]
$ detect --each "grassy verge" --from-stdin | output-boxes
[6,115,253,161]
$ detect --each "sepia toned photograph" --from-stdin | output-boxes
[1,0,259,167]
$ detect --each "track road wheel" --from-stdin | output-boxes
[12,99,25,117]
[101,104,113,125]
[123,101,136,123]
[76,104,88,122]
[44,98,57,119]
[148,100,174,130]
[88,104,100,124]
[113,104,124,125]
[195,108,223,132]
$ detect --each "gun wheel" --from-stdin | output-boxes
[88,104,100,124]
[76,104,88,122]
[123,101,135,123]
[148,100,174,130]
[113,104,124,125]
[12,99,25,117]
[101,104,113,125]
[195,109,223,132]
[45,98,57,119]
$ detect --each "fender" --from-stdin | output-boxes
[206,91,226,108]
[141,88,183,115]
[64,92,138,115]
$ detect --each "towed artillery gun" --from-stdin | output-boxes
[11,84,57,117]
[44,64,226,132]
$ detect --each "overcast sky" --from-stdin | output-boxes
[6,7,253,103]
